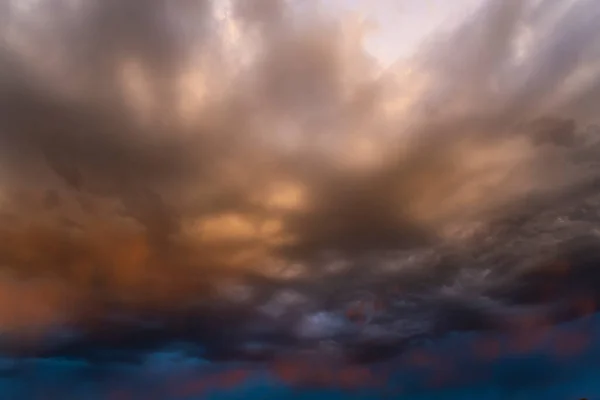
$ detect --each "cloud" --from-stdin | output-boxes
[0,0,599,358]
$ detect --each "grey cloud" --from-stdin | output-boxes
[0,0,599,343]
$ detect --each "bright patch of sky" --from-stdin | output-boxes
[320,0,485,67]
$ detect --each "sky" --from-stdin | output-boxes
[1,0,600,374]
[321,0,485,66]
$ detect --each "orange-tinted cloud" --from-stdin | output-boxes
[0,0,598,354]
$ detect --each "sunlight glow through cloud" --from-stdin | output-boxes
[1,0,600,375]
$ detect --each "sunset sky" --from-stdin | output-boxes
[1,1,600,391]
[3,1,600,398]
[0,0,597,325]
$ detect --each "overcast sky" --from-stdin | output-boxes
[0,0,599,369]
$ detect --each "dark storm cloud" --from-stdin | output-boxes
[0,0,599,353]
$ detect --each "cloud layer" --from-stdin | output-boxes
[0,0,600,354]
